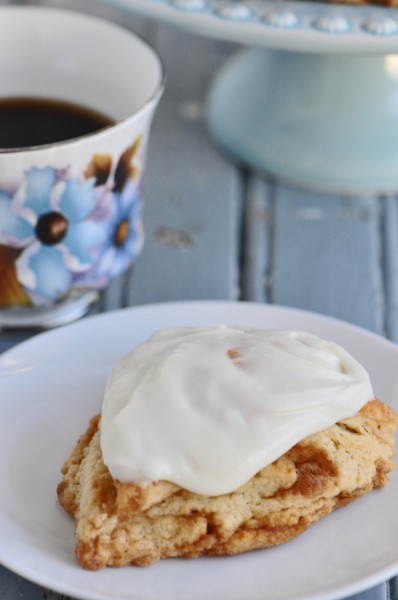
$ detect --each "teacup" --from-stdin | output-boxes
[0,6,164,328]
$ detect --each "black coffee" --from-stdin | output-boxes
[0,97,114,149]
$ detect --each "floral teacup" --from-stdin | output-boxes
[0,6,164,328]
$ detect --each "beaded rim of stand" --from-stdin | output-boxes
[150,0,398,37]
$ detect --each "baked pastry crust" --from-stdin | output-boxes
[57,399,398,570]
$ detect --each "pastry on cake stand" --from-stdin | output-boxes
[107,0,398,193]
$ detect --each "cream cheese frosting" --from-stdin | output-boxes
[100,326,374,496]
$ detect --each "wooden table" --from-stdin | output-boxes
[0,1,397,598]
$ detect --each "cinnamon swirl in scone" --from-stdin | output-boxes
[57,326,398,570]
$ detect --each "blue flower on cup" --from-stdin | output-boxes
[73,179,144,290]
[107,181,144,278]
[0,166,107,304]
[0,137,146,308]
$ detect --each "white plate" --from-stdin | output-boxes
[1,301,398,600]
[107,0,398,54]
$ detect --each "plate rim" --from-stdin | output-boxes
[2,298,398,359]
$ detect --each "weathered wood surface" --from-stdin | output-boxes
[0,1,397,599]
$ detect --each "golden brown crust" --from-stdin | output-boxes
[57,399,398,570]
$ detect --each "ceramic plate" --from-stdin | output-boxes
[1,301,398,600]
[107,0,398,53]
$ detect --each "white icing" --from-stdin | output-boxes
[100,326,373,496]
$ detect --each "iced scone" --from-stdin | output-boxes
[57,326,398,570]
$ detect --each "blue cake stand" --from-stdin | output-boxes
[108,0,398,193]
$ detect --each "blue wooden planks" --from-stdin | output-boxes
[126,27,241,306]
[389,577,398,599]
[348,584,389,600]
[240,176,274,303]
[381,196,398,344]
[0,567,44,600]
[270,186,383,333]
[242,180,386,331]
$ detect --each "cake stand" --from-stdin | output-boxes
[107,0,398,193]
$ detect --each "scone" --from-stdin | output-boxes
[58,399,398,570]
[57,326,398,570]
